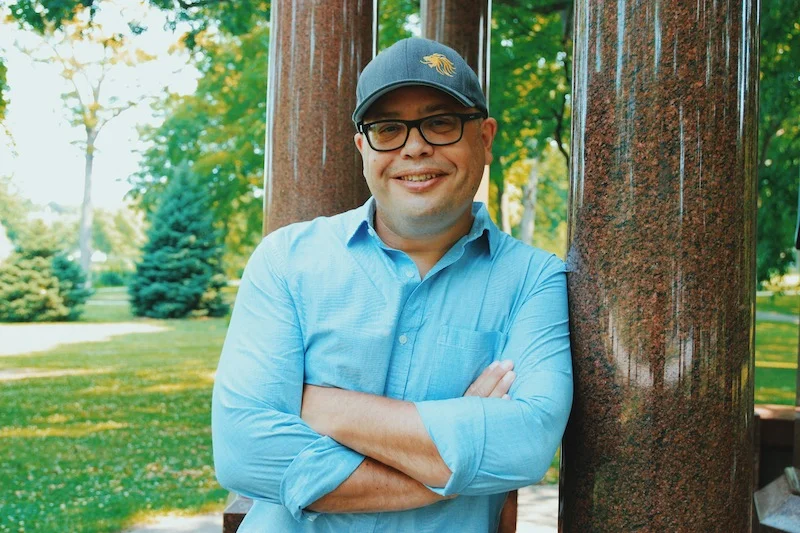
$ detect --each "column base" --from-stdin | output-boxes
[754,467,800,533]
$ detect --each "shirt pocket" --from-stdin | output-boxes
[425,325,507,401]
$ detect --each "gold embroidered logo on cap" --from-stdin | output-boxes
[421,53,455,77]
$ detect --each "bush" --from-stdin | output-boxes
[52,254,93,320]
[94,269,130,288]
[0,230,92,322]
[129,164,230,319]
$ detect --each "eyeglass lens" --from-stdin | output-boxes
[367,114,463,151]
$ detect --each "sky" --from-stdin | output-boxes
[0,0,199,210]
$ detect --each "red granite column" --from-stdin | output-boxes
[561,1,759,531]
[264,0,374,234]
[421,0,491,204]
[421,0,490,93]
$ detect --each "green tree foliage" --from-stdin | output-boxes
[10,0,796,283]
[91,206,145,285]
[10,5,162,279]
[129,164,229,319]
[378,0,417,50]
[0,175,32,242]
[0,222,91,322]
[5,0,269,38]
[0,57,8,122]
[757,8,800,284]
[489,1,572,229]
[92,207,145,266]
[131,23,268,276]
[51,252,93,316]
[503,143,569,256]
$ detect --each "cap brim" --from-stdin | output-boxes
[352,79,477,124]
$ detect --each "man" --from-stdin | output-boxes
[212,37,572,532]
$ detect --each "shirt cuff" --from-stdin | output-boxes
[279,435,365,522]
[414,396,486,496]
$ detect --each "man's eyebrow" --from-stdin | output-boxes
[367,110,401,120]
[422,103,457,113]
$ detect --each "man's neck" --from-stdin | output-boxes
[374,209,474,278]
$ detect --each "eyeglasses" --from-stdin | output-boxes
[357,112,486,152]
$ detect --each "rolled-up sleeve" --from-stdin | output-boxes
[211,236,365,521]
[415,255,572,496]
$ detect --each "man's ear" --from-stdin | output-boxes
[481,117,498,165]
[354,132,365,155]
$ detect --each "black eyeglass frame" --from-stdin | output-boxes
[357,112,487,152]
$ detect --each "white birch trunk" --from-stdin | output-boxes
[520,161,539,246]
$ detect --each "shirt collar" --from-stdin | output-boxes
[346,197,499,257]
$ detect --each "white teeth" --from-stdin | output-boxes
[399,174,437,182]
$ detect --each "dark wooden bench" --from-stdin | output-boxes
[755,404,799,489]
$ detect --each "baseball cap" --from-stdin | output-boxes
[352,37,488,124]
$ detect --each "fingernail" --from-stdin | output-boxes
[502,394,510,400]
[503,371,516,381]
[500,359,513,370]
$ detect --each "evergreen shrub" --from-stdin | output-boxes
[129,165,229,319]
[0,227,92,322]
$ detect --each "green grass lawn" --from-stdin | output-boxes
[756,293,800,316]
[755,318,798,405]
[1,288,797,532]
[0,315,229,532]
[753,293,798,404]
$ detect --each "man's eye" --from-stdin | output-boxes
[426,116,458,130]
[375,123,403,136]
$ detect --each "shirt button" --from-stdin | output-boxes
[405,269,415,278]
[398,334,408,345]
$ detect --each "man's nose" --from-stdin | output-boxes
[401,126,433,157]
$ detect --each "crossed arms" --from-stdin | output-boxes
[211,238,572,521]
[302,361,518,513]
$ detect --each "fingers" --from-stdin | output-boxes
[464,359,515,398]
[488,370,515,399]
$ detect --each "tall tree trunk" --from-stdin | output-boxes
[520,160,539,245]
[495,171,505,230]
[501,184,512,234]
[79,129,95,284]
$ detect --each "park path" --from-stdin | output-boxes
[123,485,559,533]
[0,322,167,358]
[756,311,799,324]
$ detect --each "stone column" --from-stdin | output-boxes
[421,0,491,204]
[227,5,373,529]
[561,1,759,531]
[263,0,374,234]
[421,0,491,93]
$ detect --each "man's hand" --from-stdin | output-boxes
[464,359,516,399]
[466,360,518,533]
[299,359,518,497]
[302,359,517,443]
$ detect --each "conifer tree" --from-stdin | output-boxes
[0,222,91,322]
[129,164,229,319]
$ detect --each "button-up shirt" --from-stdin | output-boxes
[212,199,572,532]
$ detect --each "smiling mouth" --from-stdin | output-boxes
[396,173,443,182]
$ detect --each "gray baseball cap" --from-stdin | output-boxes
[352,37,488,124]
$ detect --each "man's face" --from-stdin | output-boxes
[354,85,497,238]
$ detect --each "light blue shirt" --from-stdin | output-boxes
[212,199,572,533]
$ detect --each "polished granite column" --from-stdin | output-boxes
[421,0,491,204]
[263,0,374,234]
[561,1,759,531]
[421,0,490,92]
